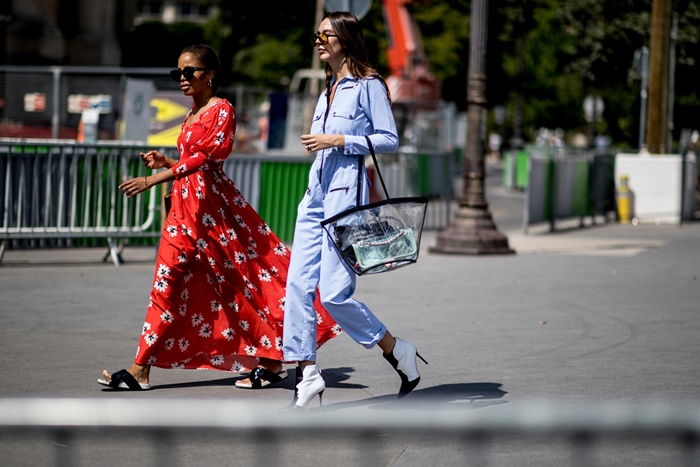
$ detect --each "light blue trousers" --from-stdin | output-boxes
[283,153,387,362]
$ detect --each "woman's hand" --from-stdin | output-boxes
[141,150,170,169]
[301,134,344,153]
[119,176,151,199]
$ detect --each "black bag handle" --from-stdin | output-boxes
[356,135,390,207]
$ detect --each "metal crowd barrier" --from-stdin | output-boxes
[0,141,176,265]
[0,141,453,265]
[0,399,698,467]
[522,150,618,233]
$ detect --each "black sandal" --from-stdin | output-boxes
[235,367,288,389]
[97,369,152,391]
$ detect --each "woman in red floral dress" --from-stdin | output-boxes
[99,44,339,391]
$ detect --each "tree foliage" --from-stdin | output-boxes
[121,0,700,148]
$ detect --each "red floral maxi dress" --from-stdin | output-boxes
[134,99,340,372]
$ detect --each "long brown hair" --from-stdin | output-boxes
[324,11,390,102]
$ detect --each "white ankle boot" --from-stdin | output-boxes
[295,364,325,409]
[383,337,428,398]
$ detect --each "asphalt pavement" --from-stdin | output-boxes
[1,162,699,466]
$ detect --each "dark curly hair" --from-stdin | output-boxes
[180,44,221,92]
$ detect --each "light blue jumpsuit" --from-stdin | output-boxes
[283,75,399,362]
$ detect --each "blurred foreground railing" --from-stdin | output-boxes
[0,399,698,467]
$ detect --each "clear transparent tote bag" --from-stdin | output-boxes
[321,136,428,275]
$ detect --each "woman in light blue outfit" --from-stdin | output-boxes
[283,11,426,409]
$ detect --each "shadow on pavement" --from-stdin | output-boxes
[322,382,508,412]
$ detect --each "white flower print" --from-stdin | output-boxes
[196,238,209,251]
[278,297,285,311]
[147,356,157,365]
[154,277,168,292]
[256,310,267,322]
[231,361,245,372]
[206,274,213,285]
[275,337,283,350]
[178,304,187,316]
[191,313,204,326]
[248,237,257,248]
[332,324,343,335]
[175,164,187,174]
[243,276,257,291]
[274,242,288,256]
[189,151,200,159]
[185,130,192,142]
[258,269,271,282]
[219,108,229,119]
[157,264,170,278]
[184,270,193,282]
[166,225,178,237]
[181,288,189,301]
[234,215,247,228]
[165,338,175,350]
[199,323,213,338]
[219,234,229,246]
[196,186,205,199]
[229,302,240,312]
[142,322,152,335]
[271,266,279,276]
[144,332,158,347]
[178,251,187,263]
[202,213,216,227]
[171,362,185,369]
[211,300,222,312]
[234,252,247,264]
[208,256,216,266]
[247,246,258,259]
[182,186,189,199]
[243,289,253,299]
[210,355,225,366]
[178,338,189,352]
[216,273,225,284]
[197,173,205,186]
[223,259,234,269]
[244,345,257,356]
[258,223,272,235]
[180,224,192,236]
[217,207,225,218]
[233,195,247,208]
[160,310,174,323]
[222,328,235,341]
[316,312,323,324]
[260,335,272,349]
[239,320,249,331]
[227,229,237,241]
[214,131,225,145]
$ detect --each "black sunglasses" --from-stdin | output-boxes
[311,32,338,45]
[170,67,208,82]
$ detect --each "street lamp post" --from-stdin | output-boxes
[430,0,513,255]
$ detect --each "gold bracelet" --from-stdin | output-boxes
[144,176,150,190]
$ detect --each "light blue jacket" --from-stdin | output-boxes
[309,74,399,156]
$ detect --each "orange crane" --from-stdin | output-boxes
[382,0,441,109]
